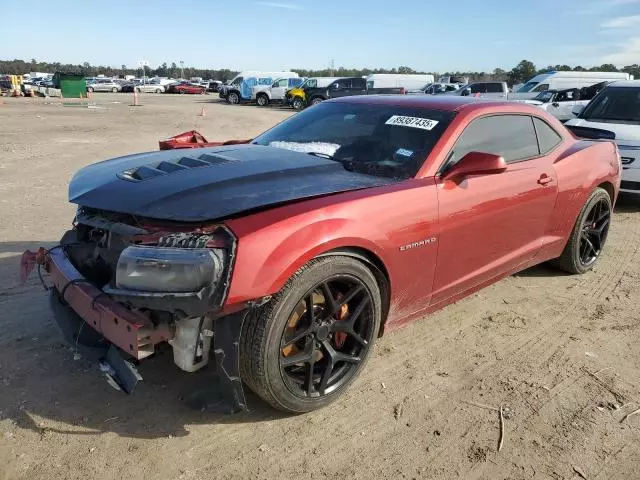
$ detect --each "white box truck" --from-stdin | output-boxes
[365,74,435,91]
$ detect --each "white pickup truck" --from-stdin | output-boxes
[252,77,305,106]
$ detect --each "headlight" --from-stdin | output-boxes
[115,246,223,293]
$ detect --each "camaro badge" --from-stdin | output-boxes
[399,237,437,251]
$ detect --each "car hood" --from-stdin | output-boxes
[565,118,640,143]
[68,144,398,221]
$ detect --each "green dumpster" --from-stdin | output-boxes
[53,72,87,98]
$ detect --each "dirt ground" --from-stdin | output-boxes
[1,93,640,480]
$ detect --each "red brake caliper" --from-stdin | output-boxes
[334,293,349,348]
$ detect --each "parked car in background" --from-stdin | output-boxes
[438,75,469,85]
[166,81,206,94]
[252,76,305,106]
[408,83,460,94]
[122,81,165,93]
[447,82,508,99]
[220,71,300,104]
[208,80,222,92]
[365,73,435,90]
[285,77,340,110]
[522,88,584,121]
[566,81,640,195]
[23,96,620,414]
[297,77,406,109]
[511,71,633,99]
[86,78,122,93]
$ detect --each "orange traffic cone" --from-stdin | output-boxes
[198,107,206,117]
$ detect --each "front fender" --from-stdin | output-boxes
[225,216,391,307]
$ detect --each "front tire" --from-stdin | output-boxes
[240,256,382,413]
[292,96,304,110]
[112,87,118,93]
[227,91,240,104]
[87,87,94,93]
[554,187,612,274]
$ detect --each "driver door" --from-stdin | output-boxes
[431,114,559,307]
[271,78,288,100]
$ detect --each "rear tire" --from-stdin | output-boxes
[112,87,118,93]
[553,187,612,274]
[87,87,94,93]
[240,256,382,413]
[310,96,323,106]
[155,88,162,93]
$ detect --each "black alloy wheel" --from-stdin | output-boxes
[579,197,610,267]
[554,187,612,274]
[279,276,375,398]
[240,256,382,413]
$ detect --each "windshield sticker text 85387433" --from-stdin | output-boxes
[385,115,439,131]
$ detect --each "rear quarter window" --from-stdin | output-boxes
[533,117,562,154]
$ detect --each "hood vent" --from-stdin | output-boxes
[119,152,239,182]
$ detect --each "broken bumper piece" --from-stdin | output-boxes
[21,248,247,412]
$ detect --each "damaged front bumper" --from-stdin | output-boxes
[21,247,247,412]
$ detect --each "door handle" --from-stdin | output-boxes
[537,173,553,185]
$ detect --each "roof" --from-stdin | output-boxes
[331,94,542,115]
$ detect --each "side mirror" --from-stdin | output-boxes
[443,152,507,181]
[572,104,585,116]
[461,88,472,96]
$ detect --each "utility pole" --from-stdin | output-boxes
[330,59,335,76]
[180,60,184,80]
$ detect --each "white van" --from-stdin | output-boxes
[515,71,633,96]
[220,71,299,103]
[565,81,640,195]
[366,74,435,91]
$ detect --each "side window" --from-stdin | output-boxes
[277,78,288,87]
[352,78,366,89]
[533,83,549,92]
[533,117,562,154]
[469,84,486,94]
[447,115,540,168]
[486,83,503,93]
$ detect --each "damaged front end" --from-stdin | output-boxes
[21,207,247,412]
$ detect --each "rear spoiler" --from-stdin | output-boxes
[566,125,616,141]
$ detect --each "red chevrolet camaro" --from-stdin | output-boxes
[167,82,206,94]
[23,96,621,413]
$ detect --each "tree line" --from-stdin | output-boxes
[1,58,639,85]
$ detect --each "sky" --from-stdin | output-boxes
[2,0,640,72]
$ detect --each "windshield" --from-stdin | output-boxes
[252,102,455,180]
[230,76,243,86]
[580,86,640,124]
[517,81,539,93]
[300,79,317,88]
[534,91,555,103]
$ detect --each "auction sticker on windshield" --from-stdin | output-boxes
[385,116,439,131]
